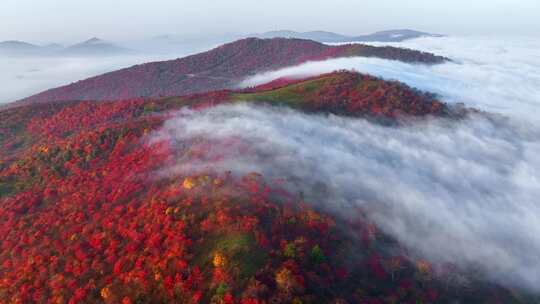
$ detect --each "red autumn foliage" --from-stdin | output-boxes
[242,71,452,120]
[0,72,526,303]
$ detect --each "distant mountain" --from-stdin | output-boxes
[17,37,449,105]
[354,29,444,42]
[60,37,133,56]
[0,40,44,56]
[252,29,444,43]
[0,38,133,57]
[254,30,351,42]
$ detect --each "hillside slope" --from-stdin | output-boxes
[3,72,531,303]
[17,38,448,105]
[233,71,449,119]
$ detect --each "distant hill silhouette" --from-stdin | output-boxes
[0,40,45,56]
[59,37,133,56]
[0,38,133,57]
[253,29,444,43]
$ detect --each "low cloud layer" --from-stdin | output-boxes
[241,36,540,122]
[154,104,540,292]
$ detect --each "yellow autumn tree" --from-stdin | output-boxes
[183,177,195,189]
[213,252,227,268]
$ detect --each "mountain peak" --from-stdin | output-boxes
[82,37,104,44]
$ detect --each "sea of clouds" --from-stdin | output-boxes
[153,35,540,292]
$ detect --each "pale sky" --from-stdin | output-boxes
[1,0,539,43]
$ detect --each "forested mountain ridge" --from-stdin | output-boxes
[16,38,448,106]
